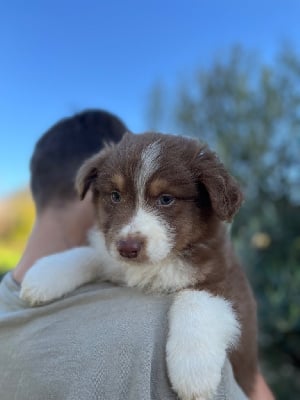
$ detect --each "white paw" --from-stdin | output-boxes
[20,254,69,305]
[166,290,240,400]
[20,247,102,306]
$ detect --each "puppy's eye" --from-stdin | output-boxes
[111,191,121,203]
[157,194,175,206]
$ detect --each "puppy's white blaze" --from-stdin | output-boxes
[167,290,241,399]
[119,207,174,262]
[136,140,161,201]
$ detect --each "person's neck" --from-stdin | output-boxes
[13,203,93,284]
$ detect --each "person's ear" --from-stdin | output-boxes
[193,146,244,221]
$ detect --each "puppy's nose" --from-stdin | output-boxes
[117,238,142,259]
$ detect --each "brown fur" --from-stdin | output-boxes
[76,132,258,396]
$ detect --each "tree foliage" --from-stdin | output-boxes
[0,189,35,274]
[148,46,300,399]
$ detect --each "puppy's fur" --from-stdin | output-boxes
[21,132,257,399]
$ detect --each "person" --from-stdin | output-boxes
[0,109,274,400]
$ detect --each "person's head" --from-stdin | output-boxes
[30,109,128,215]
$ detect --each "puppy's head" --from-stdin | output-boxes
[76,132,243,265]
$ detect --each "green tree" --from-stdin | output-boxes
[147,46,300,399]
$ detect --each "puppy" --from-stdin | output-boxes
[21,132,258,399]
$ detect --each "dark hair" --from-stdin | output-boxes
[30,109,128,212]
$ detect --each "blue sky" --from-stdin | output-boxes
[1,0,300,197]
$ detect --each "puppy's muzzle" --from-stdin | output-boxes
[117,237,144,259]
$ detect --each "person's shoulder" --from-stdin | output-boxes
[0,272,24,314]
[67,281,174,326]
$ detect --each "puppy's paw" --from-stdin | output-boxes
[20,254,71,305]
[166,290,240,400]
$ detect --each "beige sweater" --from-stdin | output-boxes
[0,273,247,400]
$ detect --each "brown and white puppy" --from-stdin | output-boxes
[21,132,258,400]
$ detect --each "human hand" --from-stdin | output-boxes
[251,373,275,400]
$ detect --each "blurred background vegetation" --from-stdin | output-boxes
[0,190,34,276]
[1,45,299,399]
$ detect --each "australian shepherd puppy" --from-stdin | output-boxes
[21,132,257,399]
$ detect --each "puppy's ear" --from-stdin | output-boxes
[194,146,243,221]
[76,147,111,200]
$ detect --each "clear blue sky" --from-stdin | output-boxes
[1,0,299,197]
